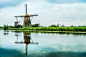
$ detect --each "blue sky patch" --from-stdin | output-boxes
[0,0,86,8]
[0,0,27,8]
[46,0,86,4]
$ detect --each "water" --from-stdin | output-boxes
[0,30,86,57]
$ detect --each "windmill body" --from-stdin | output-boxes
[23,14,31,27]
[14,4,38,27]
[14,22,18,27]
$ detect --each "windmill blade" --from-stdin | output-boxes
[26,45,28,55]
[30,14,38,17]
[14,16,30,17]
[30,42,38,44]
[15,16,24,17]
[15,42,24,44]
[15,42,38,44]
[25,4,27,14]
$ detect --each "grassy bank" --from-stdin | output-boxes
[0,28,3,30]
[8,27,86,32]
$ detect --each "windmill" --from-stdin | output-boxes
[62,23,65,27]
[14,4,38,27]
[57,22,61,26]
[14,17,21,28]
[15,33,38,55]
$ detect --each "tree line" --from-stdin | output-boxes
[1,24,86,30]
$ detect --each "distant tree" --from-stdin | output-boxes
[0,26,3,28]
[9,26,14,28]
[3,25,8,30]
[78,26,86,27]
[56,25,59,27]
[71,25,73,27]
[31,24,39,27]
[49,25,56,27]
[18,25,23,28]
[7,25,9,28]
[15,25,23,28]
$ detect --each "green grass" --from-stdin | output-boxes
[0,28,3,30]
[8,27,86,32]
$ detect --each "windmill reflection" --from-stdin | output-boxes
[15,33,38,55]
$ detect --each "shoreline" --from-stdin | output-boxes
[1,27,86,34]
[7,30,86,34]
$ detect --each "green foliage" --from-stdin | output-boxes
[29,19,31,25]
[31,24,39,27]
[8,27,86,32]
[9,26,14,28]
[71,25,73,27]
[56,25,59,27]
[0,26,3,28]
[0,26,3,30]
[0,28,3,30]
[49,25,56,27]
[17,25,23,28]
[3,25,9,30]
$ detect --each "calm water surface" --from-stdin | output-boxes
[0,30,86,57]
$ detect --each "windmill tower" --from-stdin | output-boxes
[14,4,38,27]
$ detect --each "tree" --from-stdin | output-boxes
[3,25,8,30]
[71,25,73,27]
[0,26,3,28]
[31,24,39,27]
[9,26,14,28]
[56,25,59,27]
[49,25,56,27]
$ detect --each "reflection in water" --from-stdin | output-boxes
[1,30,86,57]
[3,30,10,35]
[15,32,38,55]
[11,30,86,36]
[4,33,9,35]
[4,30,10,32]
[1,48,86,57]
[40,32,86,36]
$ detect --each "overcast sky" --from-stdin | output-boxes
[0,0,86,26]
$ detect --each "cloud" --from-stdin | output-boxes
[0,0,86,26]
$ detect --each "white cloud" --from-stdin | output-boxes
[0,0,86,26]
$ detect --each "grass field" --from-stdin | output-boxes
[8,27,86,32]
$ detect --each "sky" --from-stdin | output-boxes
[0,0,86,26]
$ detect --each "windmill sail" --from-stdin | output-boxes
[25,4,27,14]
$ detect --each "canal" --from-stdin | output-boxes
[0,30,86,57]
